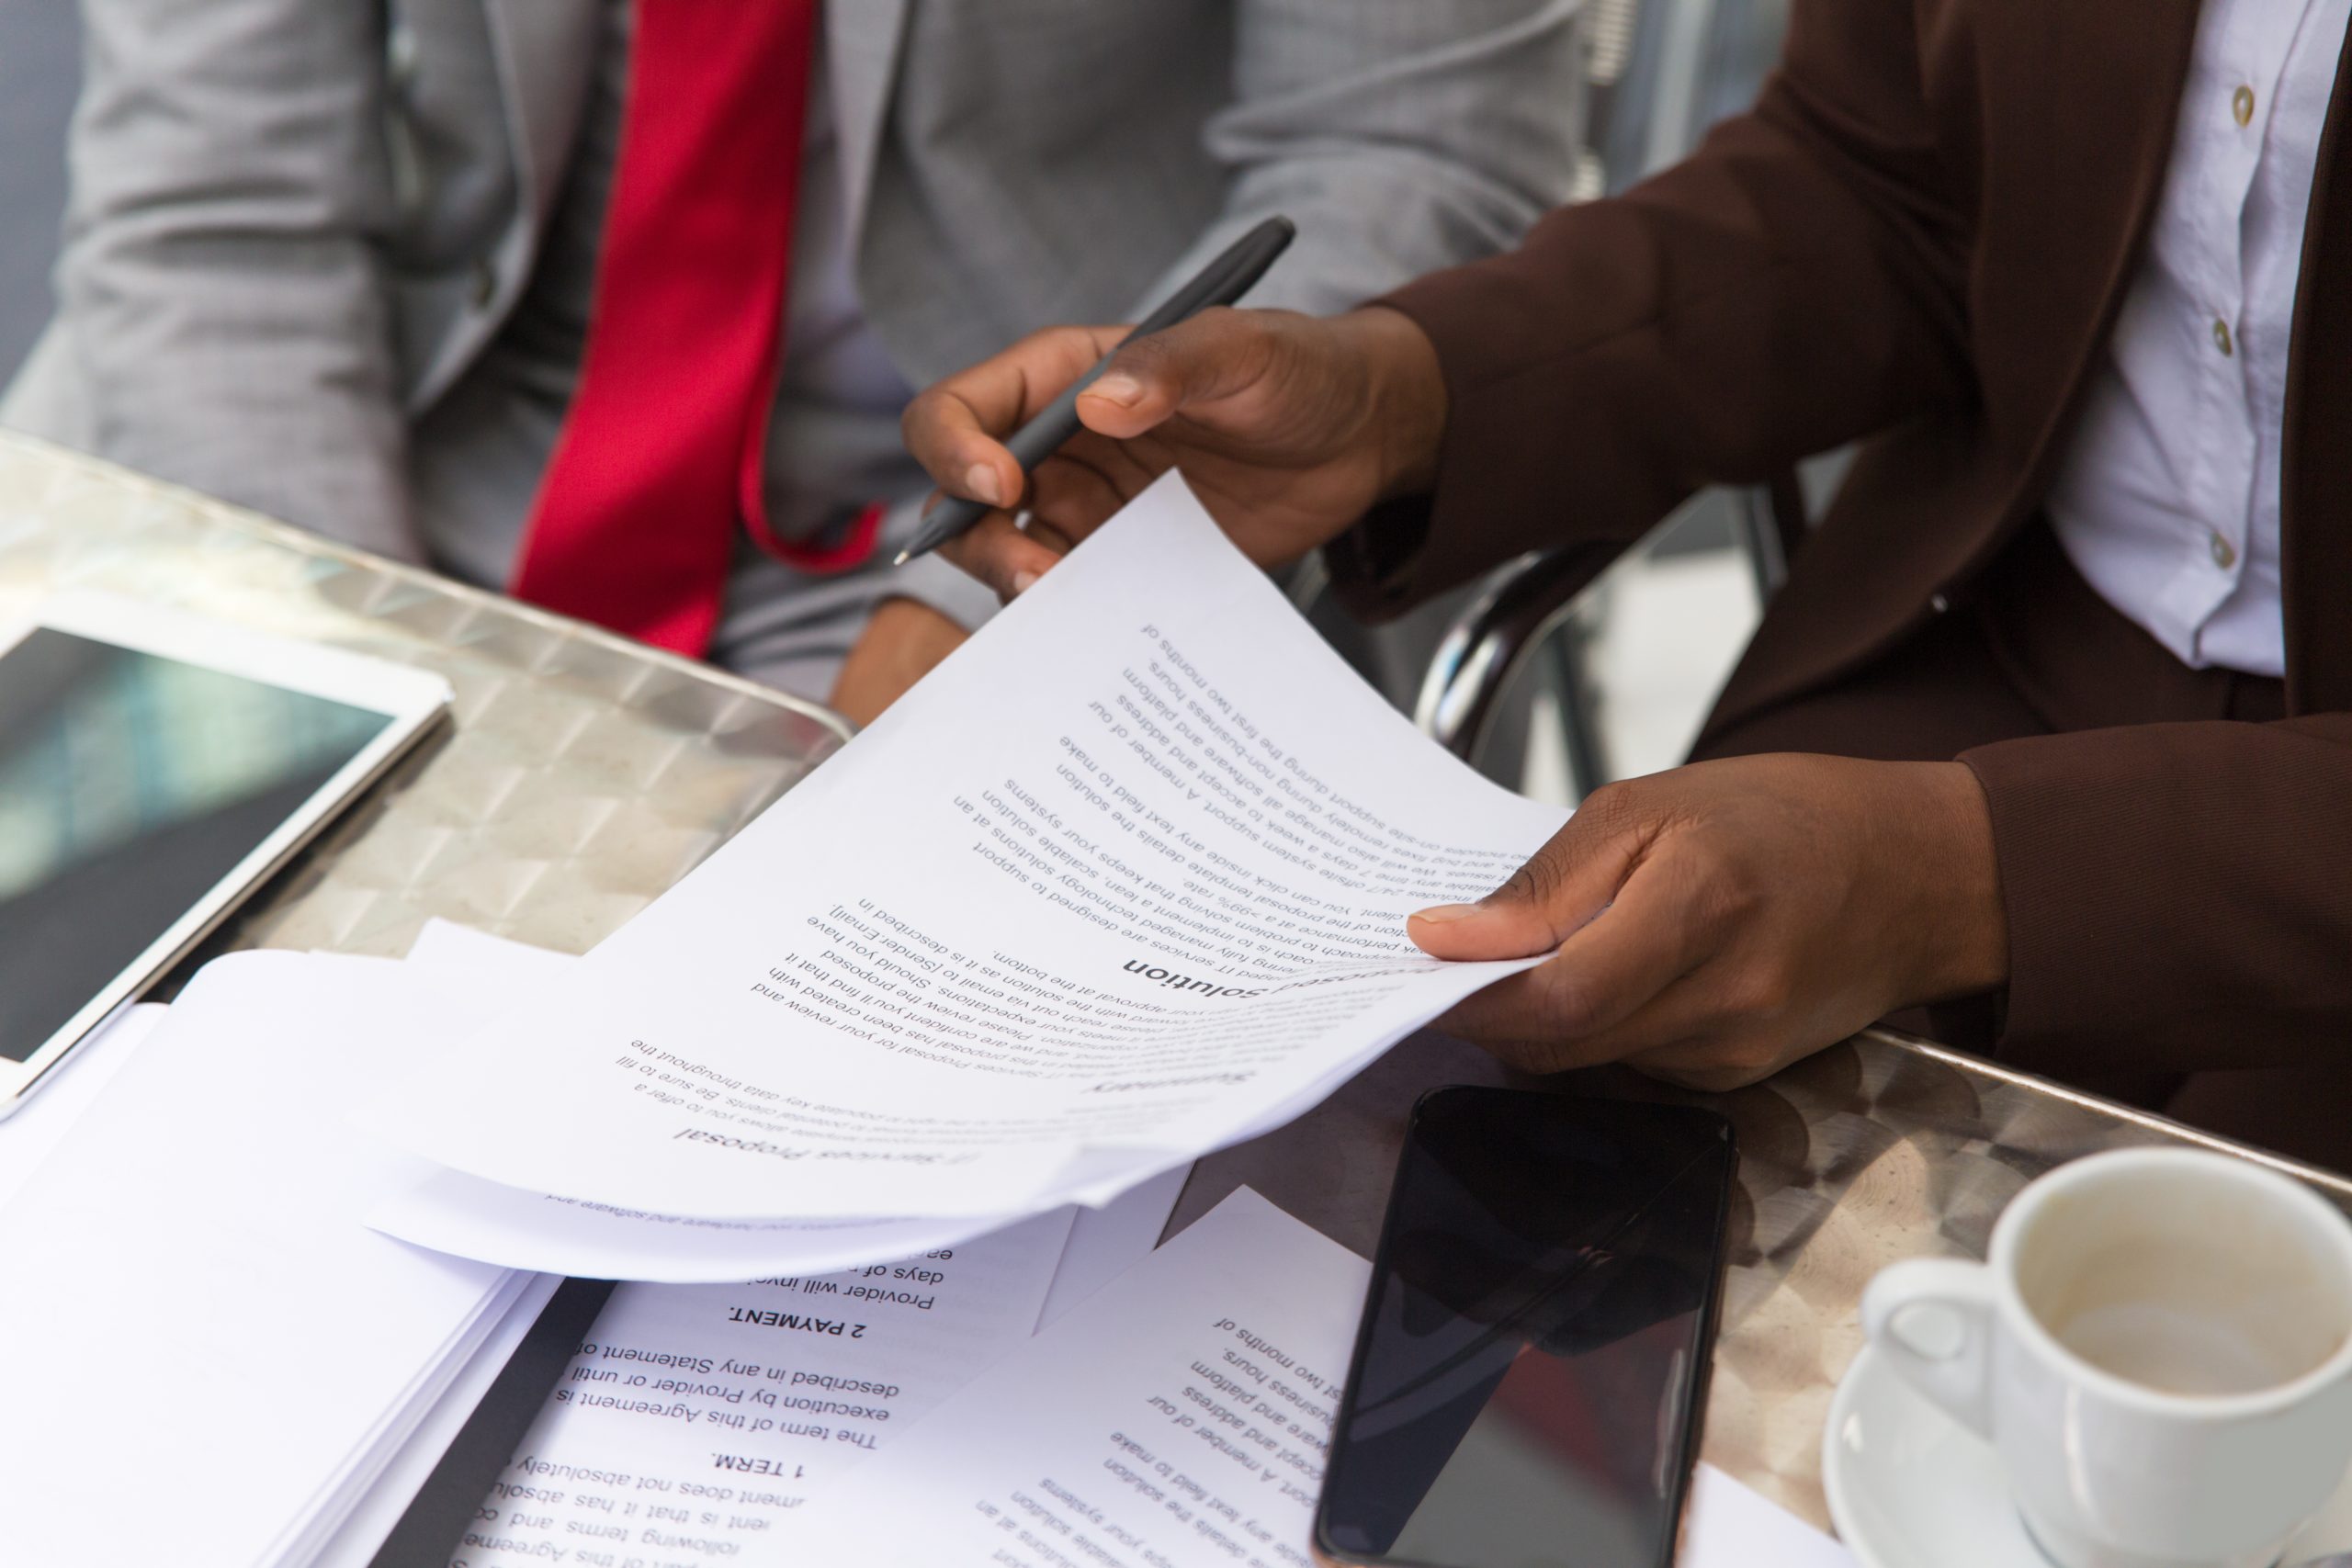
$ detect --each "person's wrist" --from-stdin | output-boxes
[829,596,970,727]
[1343,307,1448,502]
[1893,761,2009,1002]
[867,593,967,646]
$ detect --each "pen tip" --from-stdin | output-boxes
[891,548,912,567]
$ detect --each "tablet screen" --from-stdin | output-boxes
[0,627,398,1062]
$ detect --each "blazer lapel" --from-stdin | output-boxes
[1707,0,2207,739]
[826,0,912,251]
[398,0,597,410]
[2280,22,2352,716]
[1969,0,2207,546]
[480,0,602,237]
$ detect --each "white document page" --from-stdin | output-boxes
[1680,1465,1857,1566]
[288,1268,538,1568]
[376,927,1049,1281]
[446,1206,1076,1567]
[375,1161,1034,1282]
[0,1001,163,1208]
[375,472,1566,1229]
[309,1273,566,1568]
[1036,1161,1192,1331]
[401,916,582,979]
[790,1188,1371,1567]
[0,952,515,1568]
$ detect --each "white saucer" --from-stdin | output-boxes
[1822,1341,2050,1568]
[1823,1342,2352,1568]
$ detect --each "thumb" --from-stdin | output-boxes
[1408,822,1634,961]
[1075,308,1283,440]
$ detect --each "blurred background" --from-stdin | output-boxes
[0,0,1810,807]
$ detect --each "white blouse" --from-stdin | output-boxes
[2044,0,2351,677]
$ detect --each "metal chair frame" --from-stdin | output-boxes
[1414,476,1806,768]
[1407,0,1806,784]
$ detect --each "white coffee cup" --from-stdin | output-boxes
[1861,1147,2352,1568]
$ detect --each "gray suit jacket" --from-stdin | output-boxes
[7,0,1586,576]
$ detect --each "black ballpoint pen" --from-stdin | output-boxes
[893,215,1296,566]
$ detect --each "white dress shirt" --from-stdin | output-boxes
[2045,0,2351,678]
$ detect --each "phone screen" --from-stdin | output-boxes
[1317,1089,1735,1568]
[0,627,398,1064]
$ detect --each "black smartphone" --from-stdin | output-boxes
[1314,1087,1736,1568]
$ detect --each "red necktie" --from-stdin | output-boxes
[511,0,850,657]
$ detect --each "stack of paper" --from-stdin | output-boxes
[0,1001,164,1208]
[0,924,1193,1568]
[0,952,526,1568]
[364,473,1572,1280]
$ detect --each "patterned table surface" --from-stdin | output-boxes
[0,432,851,959]
[6,431,2345,1535]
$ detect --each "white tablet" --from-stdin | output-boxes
[0,593,451,1116]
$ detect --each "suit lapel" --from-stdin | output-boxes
[1972,0,2206,538]
[1708,0,2207,739]
[480,0,602,236]
[826,0,912,250]
[2279,22,2352,716]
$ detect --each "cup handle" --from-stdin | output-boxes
[1861,1258,1997,1438]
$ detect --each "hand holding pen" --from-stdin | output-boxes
[897,217,1297,569]
[899,265,1453,603]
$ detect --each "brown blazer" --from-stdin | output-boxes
[1340,0,2352,1140]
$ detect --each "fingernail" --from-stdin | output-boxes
[1085,374,1142,407]
[1010,570,1041,596]
[1410,903,1482,926]
[964,463,1001,505]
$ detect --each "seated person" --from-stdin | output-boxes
[907,0,2352,1170]
[1,0,1587,721]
